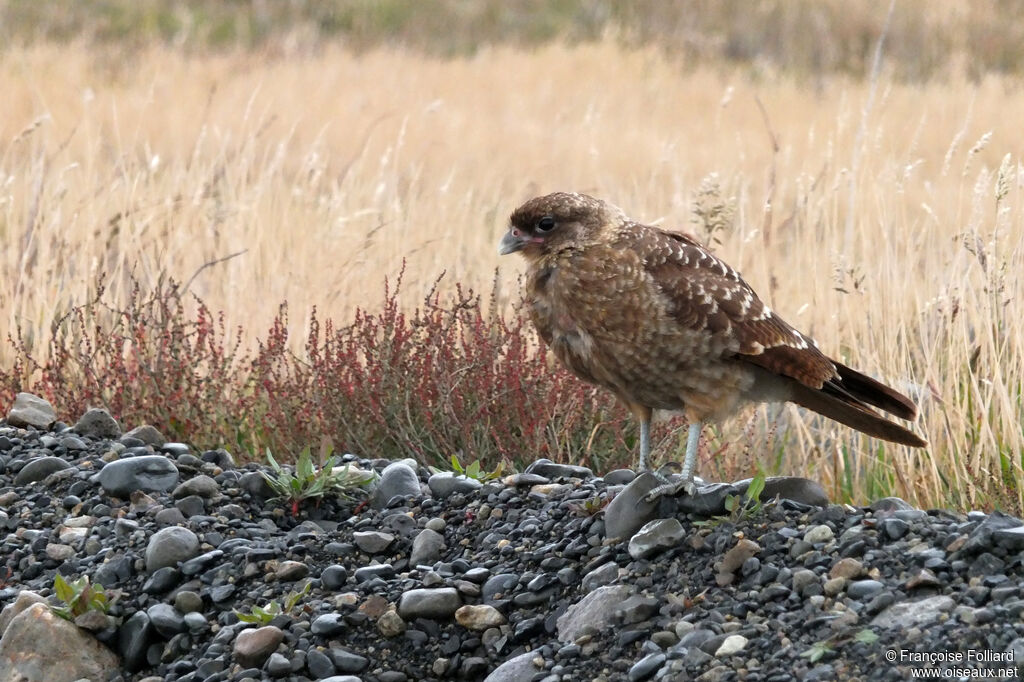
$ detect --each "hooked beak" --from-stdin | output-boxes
[498,228,527,255]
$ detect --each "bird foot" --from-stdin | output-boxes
[644,477,697,502]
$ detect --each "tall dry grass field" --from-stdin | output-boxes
[1,41,1022,510]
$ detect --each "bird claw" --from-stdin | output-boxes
[643,477,697,502]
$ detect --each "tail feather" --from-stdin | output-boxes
[789,381,928,448]
[831,360,918,420]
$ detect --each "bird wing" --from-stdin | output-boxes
[627,225,838,389]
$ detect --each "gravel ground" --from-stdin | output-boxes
[2,395,1024,682]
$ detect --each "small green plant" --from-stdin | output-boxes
[235,581,311,625]
[262,444,376,517]
[854,628,879,645]
[725,471,767,519]
[568,492,613,517]
[695,471,768,527]
[50,574,114,622]
[429,454,505,482]
[799,640,835,663]
[800,628,878,663]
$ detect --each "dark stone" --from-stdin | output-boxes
[118,610,154,673]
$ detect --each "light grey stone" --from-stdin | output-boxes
[628,518,686,560]
[603,473,662,541]
[145,526,201,572]
[871,595,956,630]
[557,584,633,642]
[6,392,56,430]
[72,407,121,439]
[397,588,461,620]
[410,528,445,566]
[95,455,179,497]
[371,461,421,508]
[14,456,71,485]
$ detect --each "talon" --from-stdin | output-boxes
[644,477,696,502]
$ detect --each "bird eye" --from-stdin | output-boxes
[536,216,556,232]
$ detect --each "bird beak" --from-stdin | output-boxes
[498,228,526,255]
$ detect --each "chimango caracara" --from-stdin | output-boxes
[498,192,926,498]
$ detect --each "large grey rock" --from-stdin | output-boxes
[397,588,462,620]
[581,562,619,592]
[869,497,915,512]
[524,458,593,480]
[483,650,544,682]
[123,424,166,445]
[371,461,421,508]
[0,591,47,635]
[0,602,120,682]
[410,528,445,566]
[72,407,121,439]
[96,455,179,497]
[14,456,71,485]
[603,473,662,541]
[964,511,1024,554]
[145,526,201,572]
[118,609,154,672]
[427,471,483,498]
[734,476,829,507]
[628,518,686,560]
[327,648,369,673]
[6,392,56,430]
[994,526,1024,552]
[147,603,186,638]
[240,471,276,499]
[353,531,395,554]
[172,474,219,498]
[871,595,956,630]
[556,584,633,642]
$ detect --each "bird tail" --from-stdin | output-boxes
[831,360,918,420]
[788,380,928,448]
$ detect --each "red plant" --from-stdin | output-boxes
[0,269,641,473]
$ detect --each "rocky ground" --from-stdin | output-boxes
[2,392,1024,682]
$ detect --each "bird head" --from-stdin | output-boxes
[499,192,623,261]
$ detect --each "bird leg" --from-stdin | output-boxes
[637,418,651,472]
[645,422,702,500]
[625,402,664,479]
[679,421,702,485]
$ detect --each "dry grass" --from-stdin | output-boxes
[1,41,1022,511]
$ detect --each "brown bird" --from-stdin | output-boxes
[498,192,926,497]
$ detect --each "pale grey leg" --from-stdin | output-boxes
[644,422,702,500]
[637,419,650,472]
[679,422,702,483]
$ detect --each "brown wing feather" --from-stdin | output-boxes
[623,224,921,429]
[623,225,837,388]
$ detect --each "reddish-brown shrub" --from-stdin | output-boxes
[0,270,642,472]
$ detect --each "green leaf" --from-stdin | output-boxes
[285,581,311,611]
[297,447,315,480]
[854,629,879,644]
[51,605,73,621]
[745,471,766,504]
[799,642,832,663]
[466,460,481,480]
[54,573,75,604]
[266,449,282,473]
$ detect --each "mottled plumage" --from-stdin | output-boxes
[498,192,926,493]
